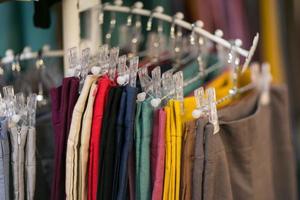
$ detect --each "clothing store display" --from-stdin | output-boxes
[0,117,9,200]
[1,1,298,200]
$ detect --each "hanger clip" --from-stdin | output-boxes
[207,88,220,134]
[129,56,139,87]
[192,87,219,134]
[150,66,162,107]
[173,71,184,114]
[108,47,120,80]
[117,55,128,85]
[260,62,272,105]
[66,47,79,77]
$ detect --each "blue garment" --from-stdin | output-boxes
[117,86,137,200]
[0,117,9,200]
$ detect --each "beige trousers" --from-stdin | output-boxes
[65,75,98,200]
[78,83,98,200]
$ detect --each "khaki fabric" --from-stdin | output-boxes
[78,83,98,200]
[65,75,98,200]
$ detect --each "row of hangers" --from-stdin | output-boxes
[64,1,270,134]
[0,86,37,128]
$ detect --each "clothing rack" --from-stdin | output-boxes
[0,47,64,65]
[62,0,258,73]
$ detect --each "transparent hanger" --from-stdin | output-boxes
[2,85,15,118]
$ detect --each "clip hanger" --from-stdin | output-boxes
[192,87,219,134]
[260,62,272,105]
[129,56,139,87]
[137,67,153,101]
[150,66,162,107]
[206,88,219,134]
[117,55,128,85]
[108,47,119,80]
[192,87,205,118]
[173,71,184,114]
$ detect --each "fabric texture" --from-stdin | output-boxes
[0,117,10,200]
[201,87,297,200]
[78,83,98,200]
[65,75,98,200]
[180,120,196,200]
[113,88,127,200]
[87,76,112,200]
[192,117,208,200]
[117,86,138,200]
[9,125,28,200]
[151,109,166,200]
[98,87,123,200]
[163,104,171,200]
[136,100,154,200]
[25,127,36,200]
[51,77,79,200]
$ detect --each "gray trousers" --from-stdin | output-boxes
[0,117,10,200]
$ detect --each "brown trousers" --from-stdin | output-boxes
[180,120,197,200]
[199,86,297,200]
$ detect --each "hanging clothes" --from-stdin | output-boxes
[88,76,112,200]
[10,125,28,200]
[51,77,79,200]
[98,87,123,200]
[150,109,166,200]
[65,75,98,200]
[78,83,98,200]
[0,117,10,200]
[25,126,36,200]
[117,86,138,200]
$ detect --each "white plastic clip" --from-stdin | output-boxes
[108,47,119,80]
[129,56,139,87]
[173,71,184,114]
[66,47,79,77]
[80,48,91,79]
[138,67,153,94]
[207,88,219,134]
[117,55,128,85]
[150,66,162,108]
[192,87,205,118]
[260,63,272,105]
[162,70,174,99]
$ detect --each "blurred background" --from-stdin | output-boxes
[0,0,300,198]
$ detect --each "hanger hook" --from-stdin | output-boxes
[147,6,164,32]
[127,6,134,26]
